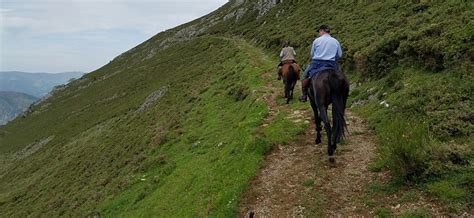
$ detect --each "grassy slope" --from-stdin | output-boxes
[0,0,472,216]
[0,37,297,216]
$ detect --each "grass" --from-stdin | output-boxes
[361,195,376,208]
[350,66,472,141]
[303,179,315,187]
[398,190,418,204]
[426,167,473,213]
[263,112,306,145]
[368,159,385,172]
[400,208,429,218]
[375,207,391,217]
[427,181,467,202]
[367,180,402,196]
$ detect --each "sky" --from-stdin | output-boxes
[0,0,228,73]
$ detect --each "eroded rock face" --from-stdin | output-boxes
[174,26,204,39]
[136,85,170,113]
[234,0,245,6]
[255,0,281,17]
[224,8,248,21]
[229,0,280,20]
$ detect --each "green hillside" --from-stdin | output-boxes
[0,1,472,216]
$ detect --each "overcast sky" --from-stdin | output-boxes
[0,0,228,73]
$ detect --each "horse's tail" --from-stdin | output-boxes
[287,64,295,83]
[329,70,347,142]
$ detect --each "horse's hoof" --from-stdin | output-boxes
[315,138,322,144]
[328,156,336,164]
[248,210,255,218]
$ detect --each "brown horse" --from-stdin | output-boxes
[308,69,349,163]
[281,61,301,104]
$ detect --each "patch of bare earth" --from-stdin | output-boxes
[237,73,447,217]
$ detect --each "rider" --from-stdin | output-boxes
[299,24,342,102]
[277,40,297,80]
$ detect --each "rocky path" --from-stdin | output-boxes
[237,71,447,217]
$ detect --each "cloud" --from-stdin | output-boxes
[0,8,14,13]
[2,0,227,34]
[0,0,227,72]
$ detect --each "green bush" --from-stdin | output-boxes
[378,118,432,181]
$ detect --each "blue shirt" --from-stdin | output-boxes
[310,34,342,61]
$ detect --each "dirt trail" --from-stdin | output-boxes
[237,72,444,217]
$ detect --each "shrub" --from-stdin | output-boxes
[378,118,432,181]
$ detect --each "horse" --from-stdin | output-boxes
[280,61,301,104]
[307,69,349,163]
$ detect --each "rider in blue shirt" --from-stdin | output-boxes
[300,25,342,102]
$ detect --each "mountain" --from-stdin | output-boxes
[0,1,472,216]
[0,92,38,125]
[0,71,84,98]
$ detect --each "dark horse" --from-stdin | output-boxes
[281,62,301,104]
[308,69,349,162]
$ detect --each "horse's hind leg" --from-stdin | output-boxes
[315,116,322,144]
[289,88,293,101]
[283,79,290,103]
[309,95,322,144]
[290,81,296,100]
[318,105,333,157]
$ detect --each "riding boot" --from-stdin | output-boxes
[299,78,310,102]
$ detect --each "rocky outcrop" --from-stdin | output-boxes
[231,0,280,18]
[233,0,246,6]
[136,85,170,113]
[255,0,281,17]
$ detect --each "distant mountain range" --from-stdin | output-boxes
[0,91,38,125]
[0,71,84,98]
[0,71,84,125]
